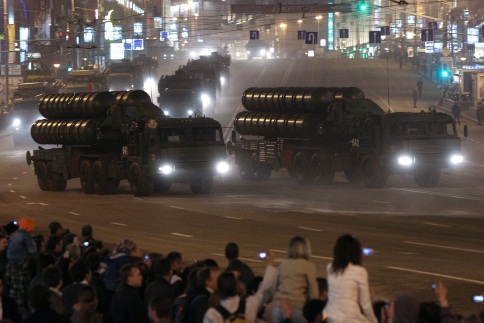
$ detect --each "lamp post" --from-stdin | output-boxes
[53,63,60,78]
[3,0,9,110]
[385,47,390,108]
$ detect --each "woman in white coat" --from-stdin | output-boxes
[324,234,377,323]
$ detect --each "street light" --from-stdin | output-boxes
[385,47,390,108]
[53,63,60,77]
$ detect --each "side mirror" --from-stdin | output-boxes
[463,124,468,137]
[231,129,236,143]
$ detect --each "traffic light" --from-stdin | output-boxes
[441,69,449,77]
[357,1,368,11]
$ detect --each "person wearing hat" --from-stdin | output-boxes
[5,217,38,319]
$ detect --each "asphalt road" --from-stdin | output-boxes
[0,57,483,314]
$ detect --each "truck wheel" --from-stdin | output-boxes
[80,160,95,194]
[344,169,361,183]
[45,161,67,192]
[238,152,256,180]
[190,176,213,194]
[293,152,310,182]
[256,164,271,181]
[35,161,51,191]
[129,162,154,197]
[93,160,114,195]
[414,167,441,187]
[310,152,335,184]
[154,179,171,193]
[361,155,387,188]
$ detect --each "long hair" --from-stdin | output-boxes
[287,236,311,260]
[76,285,99,323]
[330,234,362,275]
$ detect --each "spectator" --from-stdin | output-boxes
[2,220,19,237]
[418,281,456,323]
[323,234,377,323]
[24,283,69,323]
[149,296,174,323]
[317,277,328,302]
[0,277,21,322]
[186,266,220,323]
[303,300,326,323]
[0,233,8,279]
[203,251,277,323]
[372,300,390,323]
[48,221,71,239]
[452,102,461,125]
[45,235,64,259]
[5,217,37,319]
[393,295,419,323]
[61,260,92,316]
[103,239,143,291]
[476,99,483,125]
[272,236,319,323]
[71,285,103,323]
[43,265,67,317]
[144,258,175,308]
[412,87,418,108]
[167,251,183,284]
[81,225,103,250]
[224,242,255,294]
[110,263,150,323]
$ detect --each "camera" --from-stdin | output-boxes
[362,248,373,256]
[472,295,483,303]
[258,251,267,260]
[144,255,150,261]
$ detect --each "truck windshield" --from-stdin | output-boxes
[390,120,455,137]
[157,126,222,144]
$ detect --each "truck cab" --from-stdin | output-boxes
[59,69,108,93]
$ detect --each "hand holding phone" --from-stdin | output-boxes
[258,251,267,260]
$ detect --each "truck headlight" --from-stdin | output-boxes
[188,109,193,116]
[216,161,229,174]
[12,118,21,127]
[159,165,174,174]
[450,154,464,165]
[397,155,414,166]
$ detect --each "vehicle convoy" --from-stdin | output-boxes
[158,89,203,118]
[10,82,60,146]
[226,87,466,188]
[59,69,108,93]
[104,60,143,91]
[26,90,229,196]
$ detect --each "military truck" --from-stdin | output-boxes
[59,69,108,93]
[10,82,60,146]
[158,89,203,118]
[226,87,466,188]
[26,90,229,196]
[104,59,143,91]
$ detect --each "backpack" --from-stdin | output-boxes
[215,298,249,323]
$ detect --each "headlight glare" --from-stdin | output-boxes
[450,154,464,164]
[12,118,21,127]
[397,155,413,166]
[216,161,229,174]
[159,165,174,174]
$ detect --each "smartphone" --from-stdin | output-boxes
[83,241,89,247]
[362,248,373,256]
[431,283,436,290]
[144,255,150,261]
[472,295,484,303]
[258,251,267,260]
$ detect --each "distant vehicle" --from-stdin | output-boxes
[185,41,227,60]
[104,60,143,91]
[158,89,203,118]
[59,70,108,93]
[10,82,59,146]
[245,40,271,60]
[156,43,176,60]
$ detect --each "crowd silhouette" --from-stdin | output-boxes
[0,217,482,323]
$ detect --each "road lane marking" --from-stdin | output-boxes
[170,206,185,210]
[68,212,80,216]
[373,200,390,204]
[224,216,242,220]
[404,241,484,253]
[27,202,48,206]
[388,266,484,285]
[298,226,322,232]
[424,222,451,228]
[392,188,484,202]
[111,222,127,226]
[9,190,14,193]
[19,196,27,199]
[171,233,193,238]
[12,177,17,180]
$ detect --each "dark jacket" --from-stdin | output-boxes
[21,307,69,323]
[225,259,255,291]
[110,284,150,323]
[144,277,175,307]
[2,294,22,322]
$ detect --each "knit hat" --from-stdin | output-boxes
[18,217,35,233]
[114,239,137,255]
[3,221,19,235]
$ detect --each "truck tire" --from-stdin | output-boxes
[129,162,154,197]
[310,152,335,184]
[344,169,361,183]
[238,151,256,180]
[93,160,114,195]
[256,164,271,181]
[414,167,440,187]
[80,160,95,194]
[293,152,310,182]
[47,161,67,192]
[35,161,51,191]
[361,155,387,188]
[190,176,213,194]
[154,179,171,193]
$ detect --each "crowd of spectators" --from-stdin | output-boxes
[0,217,482,323]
